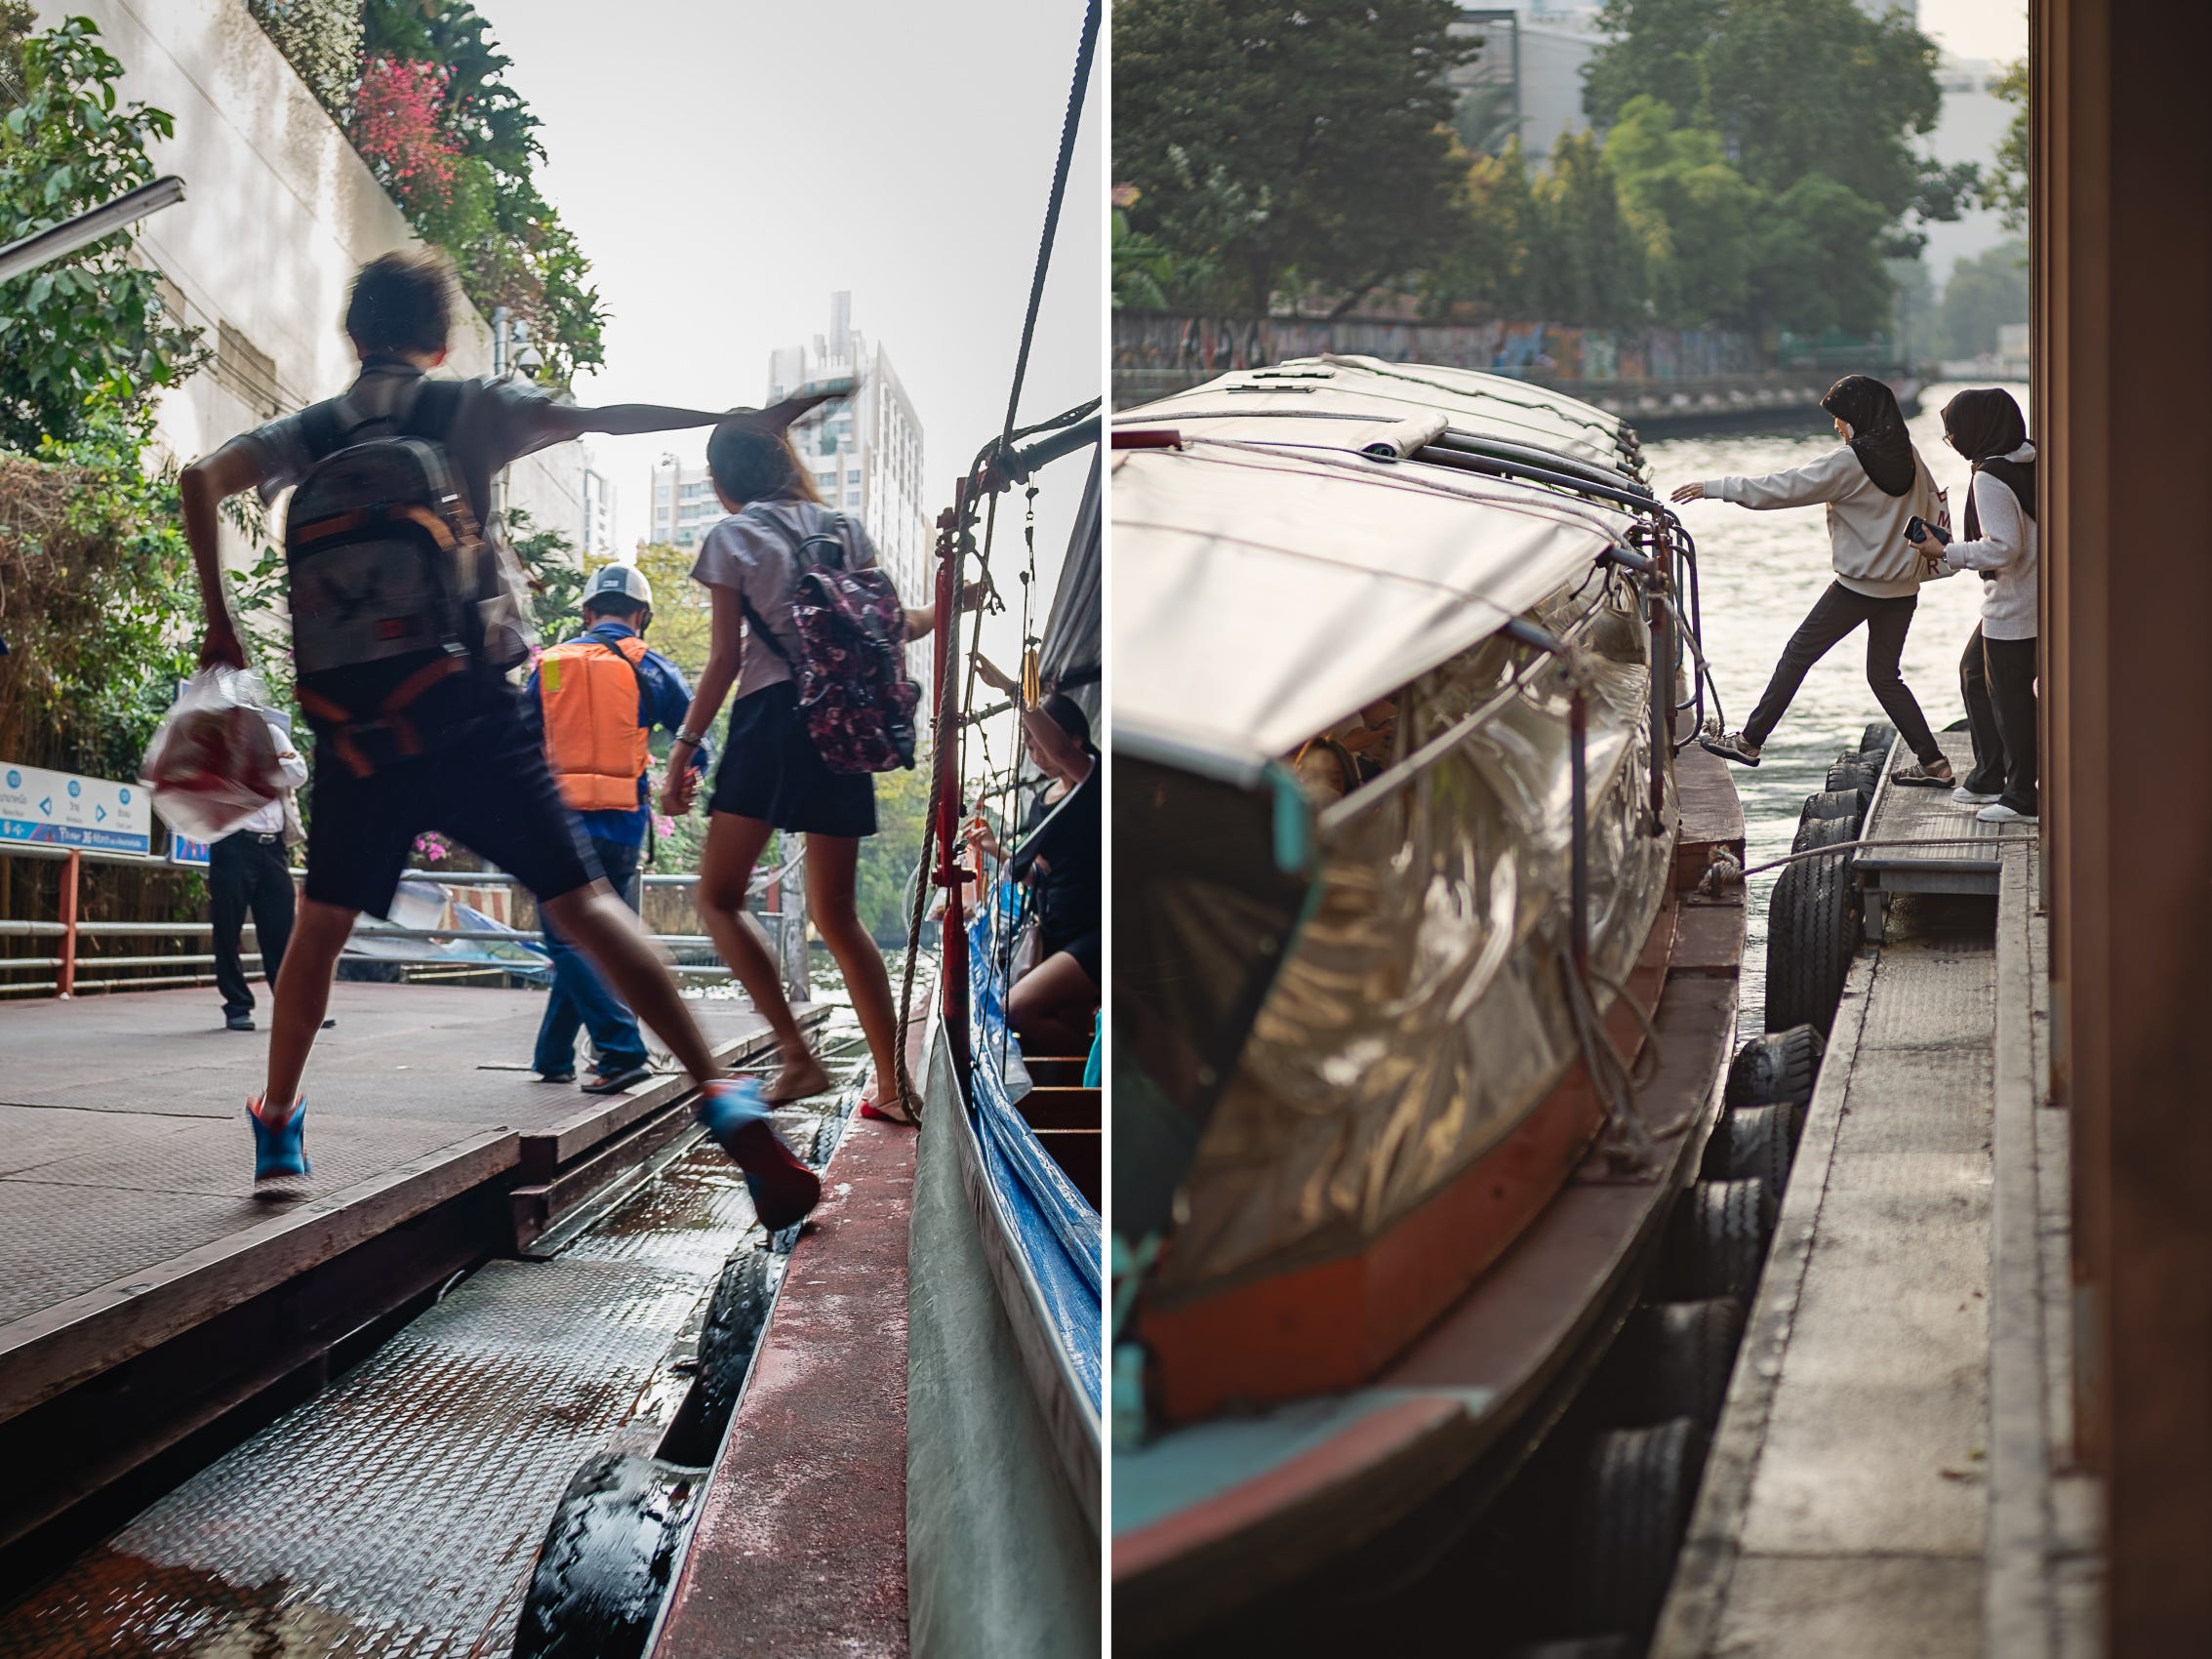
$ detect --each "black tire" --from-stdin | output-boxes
[1661,1178,1775,1303]
[1765,826,1862,1034]
[1564,1418,1710,1637]
[1791,800,1861,855]
[1859,720,1899,757]
[512,1452,701,1659]
[1795,788,1863,835]
[1606,1298,1746,1430]
[1724,1026,1824,1112]
[1719,1102,1800,1205]
[692,1246,778,1449]
[1828,754,1880,812]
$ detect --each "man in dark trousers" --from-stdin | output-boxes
[525,564,705,1092]
[210,710,307,1031]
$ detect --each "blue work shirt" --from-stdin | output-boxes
[524,620,706,848]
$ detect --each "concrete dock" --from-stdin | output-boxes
[1655,785,2098,1653]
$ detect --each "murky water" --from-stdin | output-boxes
[1645,381,2031,1034]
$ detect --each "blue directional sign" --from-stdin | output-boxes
[0,762,152,853]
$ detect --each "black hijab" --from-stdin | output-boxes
[1820,375,1916,498]
[1941,387,2034,541]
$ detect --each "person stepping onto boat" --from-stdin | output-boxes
[1672,375,1955,788]
[664,417,978,1121]
[183,251,820,1230]
[523,563,707,1094]
[1911,388,2039,825]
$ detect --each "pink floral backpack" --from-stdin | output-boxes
[741,506,920,773]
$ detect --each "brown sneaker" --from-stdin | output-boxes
[1892,757,1955,788]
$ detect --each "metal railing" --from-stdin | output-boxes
[0,841,808,1001]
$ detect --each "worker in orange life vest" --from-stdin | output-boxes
[524,564,706,1092]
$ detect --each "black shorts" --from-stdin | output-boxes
[708,681,876,838]
[302,686,599,917]
[1051,927,1102,990]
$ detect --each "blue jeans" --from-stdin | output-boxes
[532,836,649,1076]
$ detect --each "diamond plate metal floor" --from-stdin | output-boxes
[0,1083,853,1659]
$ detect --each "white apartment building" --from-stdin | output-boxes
[651,294,934,692]
[581,458,618,562]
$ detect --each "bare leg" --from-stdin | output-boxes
[1007,951,1100,1058]
[260,898,358,1113]
[802,835,901,1103]
[695,813,825,1099]
[541,882,723,1085]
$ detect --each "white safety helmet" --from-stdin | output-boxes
[585,564,654,611]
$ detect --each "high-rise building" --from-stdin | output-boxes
[647,454,721,553]
[581,457,618,562]
[767,293,933,693]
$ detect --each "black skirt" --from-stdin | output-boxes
[708,681,877,837]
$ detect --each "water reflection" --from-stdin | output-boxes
[1647,381,2031,1034]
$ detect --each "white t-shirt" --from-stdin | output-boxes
[690,501,880,702]
[235,714,309,835]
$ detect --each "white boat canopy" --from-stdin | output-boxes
[1115,355,1640,476]
[1111,435,1638,773]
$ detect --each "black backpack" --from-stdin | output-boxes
[283,381,499,777]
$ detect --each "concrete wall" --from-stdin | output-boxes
[31,0,580,567]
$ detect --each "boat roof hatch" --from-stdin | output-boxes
[1111,438,1636,771]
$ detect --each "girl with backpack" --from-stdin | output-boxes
[664,417,960,1118]
[1672,375,1957,788]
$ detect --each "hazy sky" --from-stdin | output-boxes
[484,0,1103,593]
[1915,0,2028,62]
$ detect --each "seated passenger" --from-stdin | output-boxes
[968,694,1100,1056]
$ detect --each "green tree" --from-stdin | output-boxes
[1113,0,1476,312]
[1982,59,2028,232]
[1749,172,1893,335]
[633,540,712,677]
[855,757,931,945]
[1935,239,2028,359]
[503,506,583,644]
[1584,0,1965,228]
[0,11,203,452]
[1425,137,1538,317]
[1526,129,1647,325]
[1603,96,1758,325]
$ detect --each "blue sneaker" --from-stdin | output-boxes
[249,1098,310,1183]
[697,1078,820,1231]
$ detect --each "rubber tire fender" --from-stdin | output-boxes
[1723,1026,1824,1112]
[1765,816,1862,1034]
[1790,813,1859,858]
[1564,1417,1711,1637]
[1661,1177,1775,1303]
[511,1451,702,1659]
[1860,719,1900,757]
[1606,1298,1747,1430]
[691,1245,779,1450]
[1824,755,1879,814]
[1718,1101,1800,1205]
[1794,789,1863,841]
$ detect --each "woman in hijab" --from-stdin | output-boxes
[1908,387,2037,823]
[1671,375,1956,787]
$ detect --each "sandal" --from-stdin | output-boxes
[1891,758,1955,789]
[1698,731,1762,768]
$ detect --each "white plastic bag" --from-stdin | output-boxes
[141,668,287,842]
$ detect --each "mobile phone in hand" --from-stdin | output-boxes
[1905,515,1951,547]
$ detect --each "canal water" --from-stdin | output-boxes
[1646,380,2031,1036]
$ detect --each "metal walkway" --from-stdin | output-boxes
[0,1067,859,1656]
[1856,734,2034,941]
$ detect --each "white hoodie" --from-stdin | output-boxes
[1939,443,2038,640]
[1703,444,1948,600]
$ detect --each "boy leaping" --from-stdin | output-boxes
[181,249,821,1229]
